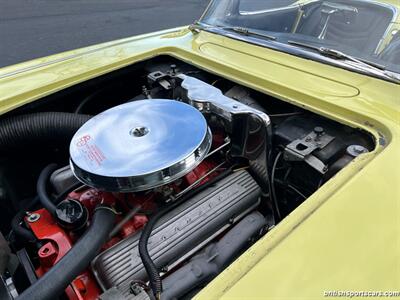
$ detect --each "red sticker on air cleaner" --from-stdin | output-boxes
[76,135,91,147]
[76,135,106,168]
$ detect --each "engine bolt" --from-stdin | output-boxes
[27,213,40,223]
[170,64,177,74]
[347,145,368,157]
[314,126,324,136]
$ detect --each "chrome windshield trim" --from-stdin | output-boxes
[232,0,398,18]
[371,0,399,53]
[197,0,399,83]
[200,0,399,55]
[196,25,400,84]
[239,3,303,16]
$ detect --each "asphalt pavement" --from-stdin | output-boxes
[0,0,209,68]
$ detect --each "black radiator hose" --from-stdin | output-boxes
[0,112,91,154]
[17,206,116,300]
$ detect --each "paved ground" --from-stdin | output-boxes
[0,0,209,68]
[0,0,298,68]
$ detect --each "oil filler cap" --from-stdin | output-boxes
[56,199,88,231]
[69,99,212,192]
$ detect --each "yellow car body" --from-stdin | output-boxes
[0,2,399,299]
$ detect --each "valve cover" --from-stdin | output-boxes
[91,170,261,294]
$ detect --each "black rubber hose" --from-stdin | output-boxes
[37,164,59,216]
[74,88,105,114]
[139,167,234,300]
[17,206,116,300]
[13,179,82,243]
[11,197,39,243]
[11,211,35,242]
[0,112,91,154]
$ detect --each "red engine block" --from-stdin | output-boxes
[26,159,218,300]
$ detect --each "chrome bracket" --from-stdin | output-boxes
[178,74,272,190]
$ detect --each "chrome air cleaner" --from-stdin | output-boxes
[69,99,212,192]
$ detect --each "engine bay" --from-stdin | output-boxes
[0,56,374,300]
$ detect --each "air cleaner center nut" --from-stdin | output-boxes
[130,126,150,138]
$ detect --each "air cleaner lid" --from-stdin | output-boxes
[70,99,211,192]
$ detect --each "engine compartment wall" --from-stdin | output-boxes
[0,54,377,235]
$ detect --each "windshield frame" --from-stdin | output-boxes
[197,0,400,84]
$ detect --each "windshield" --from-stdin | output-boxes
[200,0,400,75]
